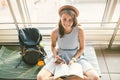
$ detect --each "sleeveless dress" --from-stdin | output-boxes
[57,26,84,64]
[43,26,93,74]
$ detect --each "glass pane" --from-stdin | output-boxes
[25,0,107,28]
[0,0,13,22]
[112,0,120,22]
[26,0,106,23]
[0,0,21,29]
[26,0,59,23]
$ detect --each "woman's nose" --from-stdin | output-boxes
[65,20,70,25]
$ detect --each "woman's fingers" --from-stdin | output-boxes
[68,60,74,65]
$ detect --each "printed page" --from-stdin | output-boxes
[54,64,69,79]
[54,63,83,79]
[69,63,84,78]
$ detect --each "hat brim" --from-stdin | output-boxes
[58,5,79,17]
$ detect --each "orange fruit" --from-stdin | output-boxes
[37,60,44,67]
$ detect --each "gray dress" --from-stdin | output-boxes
[57,26,81,64]
[43,26,93,74]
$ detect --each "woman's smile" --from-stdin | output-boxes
[61,13,73,30]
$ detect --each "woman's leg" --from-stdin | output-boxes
[37,56,56,80]
[84,69,100,80]
[37,68,53,80]
[79,59,100,80]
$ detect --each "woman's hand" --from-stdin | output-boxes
[54,54,61,60]
[55,58,65,64]
[54,55,65,64]
[68,59,75,65]
[68,58,77,65]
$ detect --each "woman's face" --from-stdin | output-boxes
[60,13,73,30]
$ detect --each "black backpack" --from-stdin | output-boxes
[18,28,47,66]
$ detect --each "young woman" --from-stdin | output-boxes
[37,5,100,80]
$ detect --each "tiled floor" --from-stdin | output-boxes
[94,44,120,80]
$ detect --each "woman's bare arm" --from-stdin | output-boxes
[74,27,85,59]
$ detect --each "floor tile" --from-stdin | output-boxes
[94,47,108,73]
[103,53,120,73]
[100,74,110,80]
[110,74,120,80]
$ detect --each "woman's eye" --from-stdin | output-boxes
[62,18,73,23]
[63,18,66,21]
[69,19,72,22]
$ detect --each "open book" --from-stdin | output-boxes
[54,63,84,79]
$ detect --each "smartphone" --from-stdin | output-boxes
[55,58,65,64]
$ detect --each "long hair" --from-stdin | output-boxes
[58,9,78,38]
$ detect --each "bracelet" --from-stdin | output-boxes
[72,58,77,62]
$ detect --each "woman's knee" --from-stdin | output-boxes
[89,75,100,80]
[84,74,100,80]
[37,74,43,80]
[84,69,100,80]
[37,68,52,80]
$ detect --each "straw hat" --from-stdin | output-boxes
[58,5,79,17]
